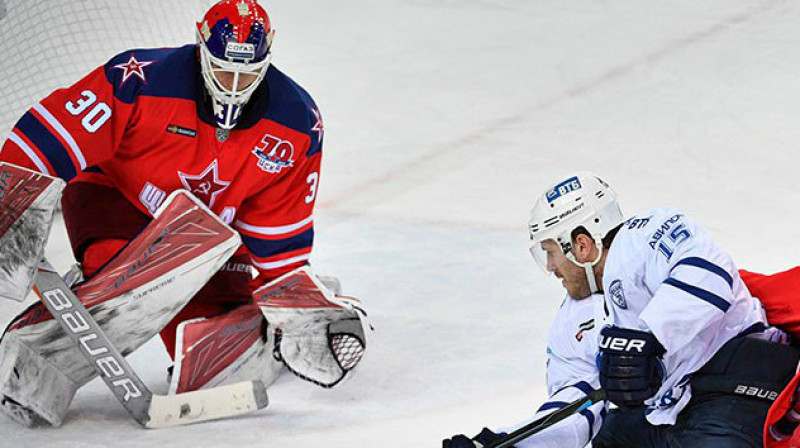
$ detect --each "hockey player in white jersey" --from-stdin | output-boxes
[444,172,798,447]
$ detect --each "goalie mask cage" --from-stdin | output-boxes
[0,0,216,139]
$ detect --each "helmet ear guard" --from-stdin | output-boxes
[528,172,624,293]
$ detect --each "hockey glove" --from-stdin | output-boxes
[599,326,665,407]
[254,267,370,388]
[442,428,508,448]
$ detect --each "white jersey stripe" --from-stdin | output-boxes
[7,132,52,176]
[33,103,88,170]
[235,216,314,237]
[251,253,311,270]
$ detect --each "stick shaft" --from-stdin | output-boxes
[486,389,606,448]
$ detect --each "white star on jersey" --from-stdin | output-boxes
[178,160,230,208]
[113,55,154,86]
[311,108,324,142]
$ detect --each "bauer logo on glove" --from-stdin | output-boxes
[598,325,665,407]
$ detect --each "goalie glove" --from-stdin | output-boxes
[254,267,371,388]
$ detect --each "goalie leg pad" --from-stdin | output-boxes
[0,334,77,426]
[159,254,254,360]
[170,304,284,394]
[7,274,203,387]
[0,396,38,427]
[5,189,240,387]
[0,163,64,302]
[0,190,240,427]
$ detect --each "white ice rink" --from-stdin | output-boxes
[2,0,800,446]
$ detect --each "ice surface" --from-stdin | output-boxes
[1,0,799,446]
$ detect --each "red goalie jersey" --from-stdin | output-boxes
[0,44,323,282]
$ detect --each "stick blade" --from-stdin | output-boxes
[145,380,268,429]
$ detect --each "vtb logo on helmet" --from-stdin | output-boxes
[197,0,275,130]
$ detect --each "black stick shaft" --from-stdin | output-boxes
[485,389,606,448]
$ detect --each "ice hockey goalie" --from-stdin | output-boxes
[0,163,370,428]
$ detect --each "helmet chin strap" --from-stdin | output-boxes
[566,243,604,294]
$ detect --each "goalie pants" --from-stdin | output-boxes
[61,176,253,358]
[593,336,799,448]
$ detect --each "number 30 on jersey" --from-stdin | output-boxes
[65,90,112,133]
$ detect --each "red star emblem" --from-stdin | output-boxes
[113,54,154,86]
[178,160,230,208]
[311,108,324,141]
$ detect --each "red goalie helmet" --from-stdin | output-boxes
[196,0,275,129]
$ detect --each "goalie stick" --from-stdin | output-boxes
[484,388,606,448]
[32,258,269,429]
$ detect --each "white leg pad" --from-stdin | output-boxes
[0,396,36,427]
[0,334,78,426]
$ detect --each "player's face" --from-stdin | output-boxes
[539,239,592,299]
[211,62,261,92]
[211,62,261,93]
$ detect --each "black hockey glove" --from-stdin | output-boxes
[599,326,666,407]
[442,428,508,448]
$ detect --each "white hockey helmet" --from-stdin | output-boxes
[528,172,624,292]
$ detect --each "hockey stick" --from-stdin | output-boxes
[484,388,606,448]
[32,258,269,428]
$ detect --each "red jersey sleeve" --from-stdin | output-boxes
[1,55,138,180]
[235,148,322,282]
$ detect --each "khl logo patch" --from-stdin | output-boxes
[609,279,628,310]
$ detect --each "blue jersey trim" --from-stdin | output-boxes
[554,381,597,398]
[672,257,733,287]
[537,401,569,413]
[738,322,768,338]
[571,381,595,397]
[664,277,731,312]
[579,408,595,441]
[262,67,323,157]
[16,112,77,181]
[105,45,198,104]
[240,227,314,259]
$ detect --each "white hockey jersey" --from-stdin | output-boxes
[497,293,606,448]
[600,207,766,425]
